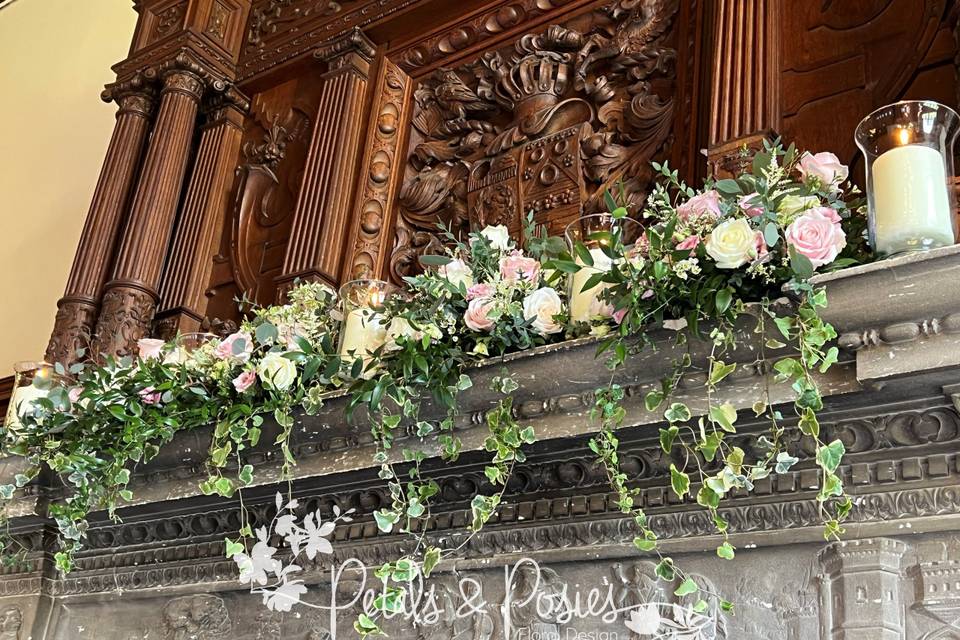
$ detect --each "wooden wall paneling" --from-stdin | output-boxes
[387,0,687,282]
[92,68,206,358]
[154,88,250,339]
[275,29,378,293]
[343,57,413,282]
[45,78,157,366]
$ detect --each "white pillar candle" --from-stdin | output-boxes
[872,144,955,255]
[339,308,386,359]
[569,247,613,324]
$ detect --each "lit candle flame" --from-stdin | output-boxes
[369,288,386,307]
[897,127,911,146]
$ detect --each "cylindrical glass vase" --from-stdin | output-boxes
[338,279,392,360]
[564,214,643,324]
[855,100,960,257]
[4,361,57,432]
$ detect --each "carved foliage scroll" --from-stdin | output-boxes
[389,0,680,281]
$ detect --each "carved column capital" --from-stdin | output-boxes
[201,84,249,126]
[160,68,205,102]
[314,27,376,76]
[116,89,156,119]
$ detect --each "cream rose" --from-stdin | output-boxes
[785,207,846,268]
[798,151,848,190]
[480,225,511,251]
[522,287,564,335]
[463,297,495,332]
[257,352,298,391]
[705,218,757,269]
[438,258,474,290]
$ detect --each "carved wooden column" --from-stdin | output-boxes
[344,58,411,281]
[92,67,205,358]
[44,79,156,365]
[276,28,376,293]
[154,90,248,338]
[706,0,781,177]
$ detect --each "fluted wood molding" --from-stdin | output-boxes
[706,0,781,177]
[276,29,376,294]
[155,94,247,338]
[93,68,205,358]
[45,88,156,366]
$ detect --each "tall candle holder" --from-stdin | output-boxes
[564,213,643,324]
[338,279,392,362]
[4,361,57,432]
[855,100,960,257]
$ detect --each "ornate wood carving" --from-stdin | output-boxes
[45,81,156,365]
[276,29,377,291]
[202,75,321,322]
[155,91,249,339]
[93,68,206,358]
[389,0,680,281]
[344,58,411,281]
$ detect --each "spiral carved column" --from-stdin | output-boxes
[154,92,248,338]
[92,68,205,358]
[45,85,156,366]
[276,29,377,294]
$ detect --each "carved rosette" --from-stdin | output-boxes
[346,59,410,280]
[389,0,679,281]
[91,286,158,358]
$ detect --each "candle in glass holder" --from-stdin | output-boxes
[4,362,53,431]
[569,247,613,324]
[855,100,960,256]
[338,280,389,360]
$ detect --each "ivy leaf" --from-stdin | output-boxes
[709,360,736,386]
[238,464,254,486]
[633,531,658,552]
[374,509,400,533]
[669,464,690,500]
[423,546,441,578]
[819,472,844,502]
[659,426,678,453]
[674,577,699,597]
[225,538,244,558]
[817,440,846,473]
[655,558,675,581]
[664,402,691,423]
[717,541,736,560]
[709,403,738,433]
[645,390,664,412]
[775,451,799,474]
[798,407,820,438]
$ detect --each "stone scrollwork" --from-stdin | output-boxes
[162,594,230,640]
[389,0,679,281]
[0,606,20,640]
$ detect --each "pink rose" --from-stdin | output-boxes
[68,387,82,404]
[798,152,848,190]
[463,297,495,332]
[499,251,541,285]
[138,386,161,405]
[641,289,655,300]
[675,235,701,251]
[677,190,721,222]
[232,370,256,393]
[738,193,764,217]
[137,338,165,361]
[466,283,494,301]
[589,296,614,319]
[215,331,253,363]
[785,207,847,268]
[613,308,628,325]
[753,230,769,261]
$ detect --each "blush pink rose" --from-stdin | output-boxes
[232,370,256,393]
[215,331,253,363]
[138,386,161,405]
[499,251,541,285]
[753,230,769,261]
[677,190,721,222]
[68,387,82,404]
[785,207,846,268]
[466,283,494,301]
[675,235,701,251]
[137,338,166,361]
[738,192,764,217]
[798,152,848,190]
[463,297,495,332]
[613,308,628,325]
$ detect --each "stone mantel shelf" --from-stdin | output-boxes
[6,249,960,522]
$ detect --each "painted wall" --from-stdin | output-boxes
[0,0,138,377]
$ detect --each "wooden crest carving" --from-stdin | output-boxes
[390,0,679,281]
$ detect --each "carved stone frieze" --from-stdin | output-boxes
[390,0,679,280]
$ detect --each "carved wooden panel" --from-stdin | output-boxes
[389,0,685,281]
[203,75,323,324]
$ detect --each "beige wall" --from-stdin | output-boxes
[0,0,138,377]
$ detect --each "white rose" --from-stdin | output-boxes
[705,218,756,269]
[385,317,418,351]
[257,352,298,391]
[438,258,474,290]
[522,287,564,335]
[480,225,511,251]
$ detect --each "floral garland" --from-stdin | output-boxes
[0,141,868,633]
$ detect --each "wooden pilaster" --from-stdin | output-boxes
[276,28,377,293]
